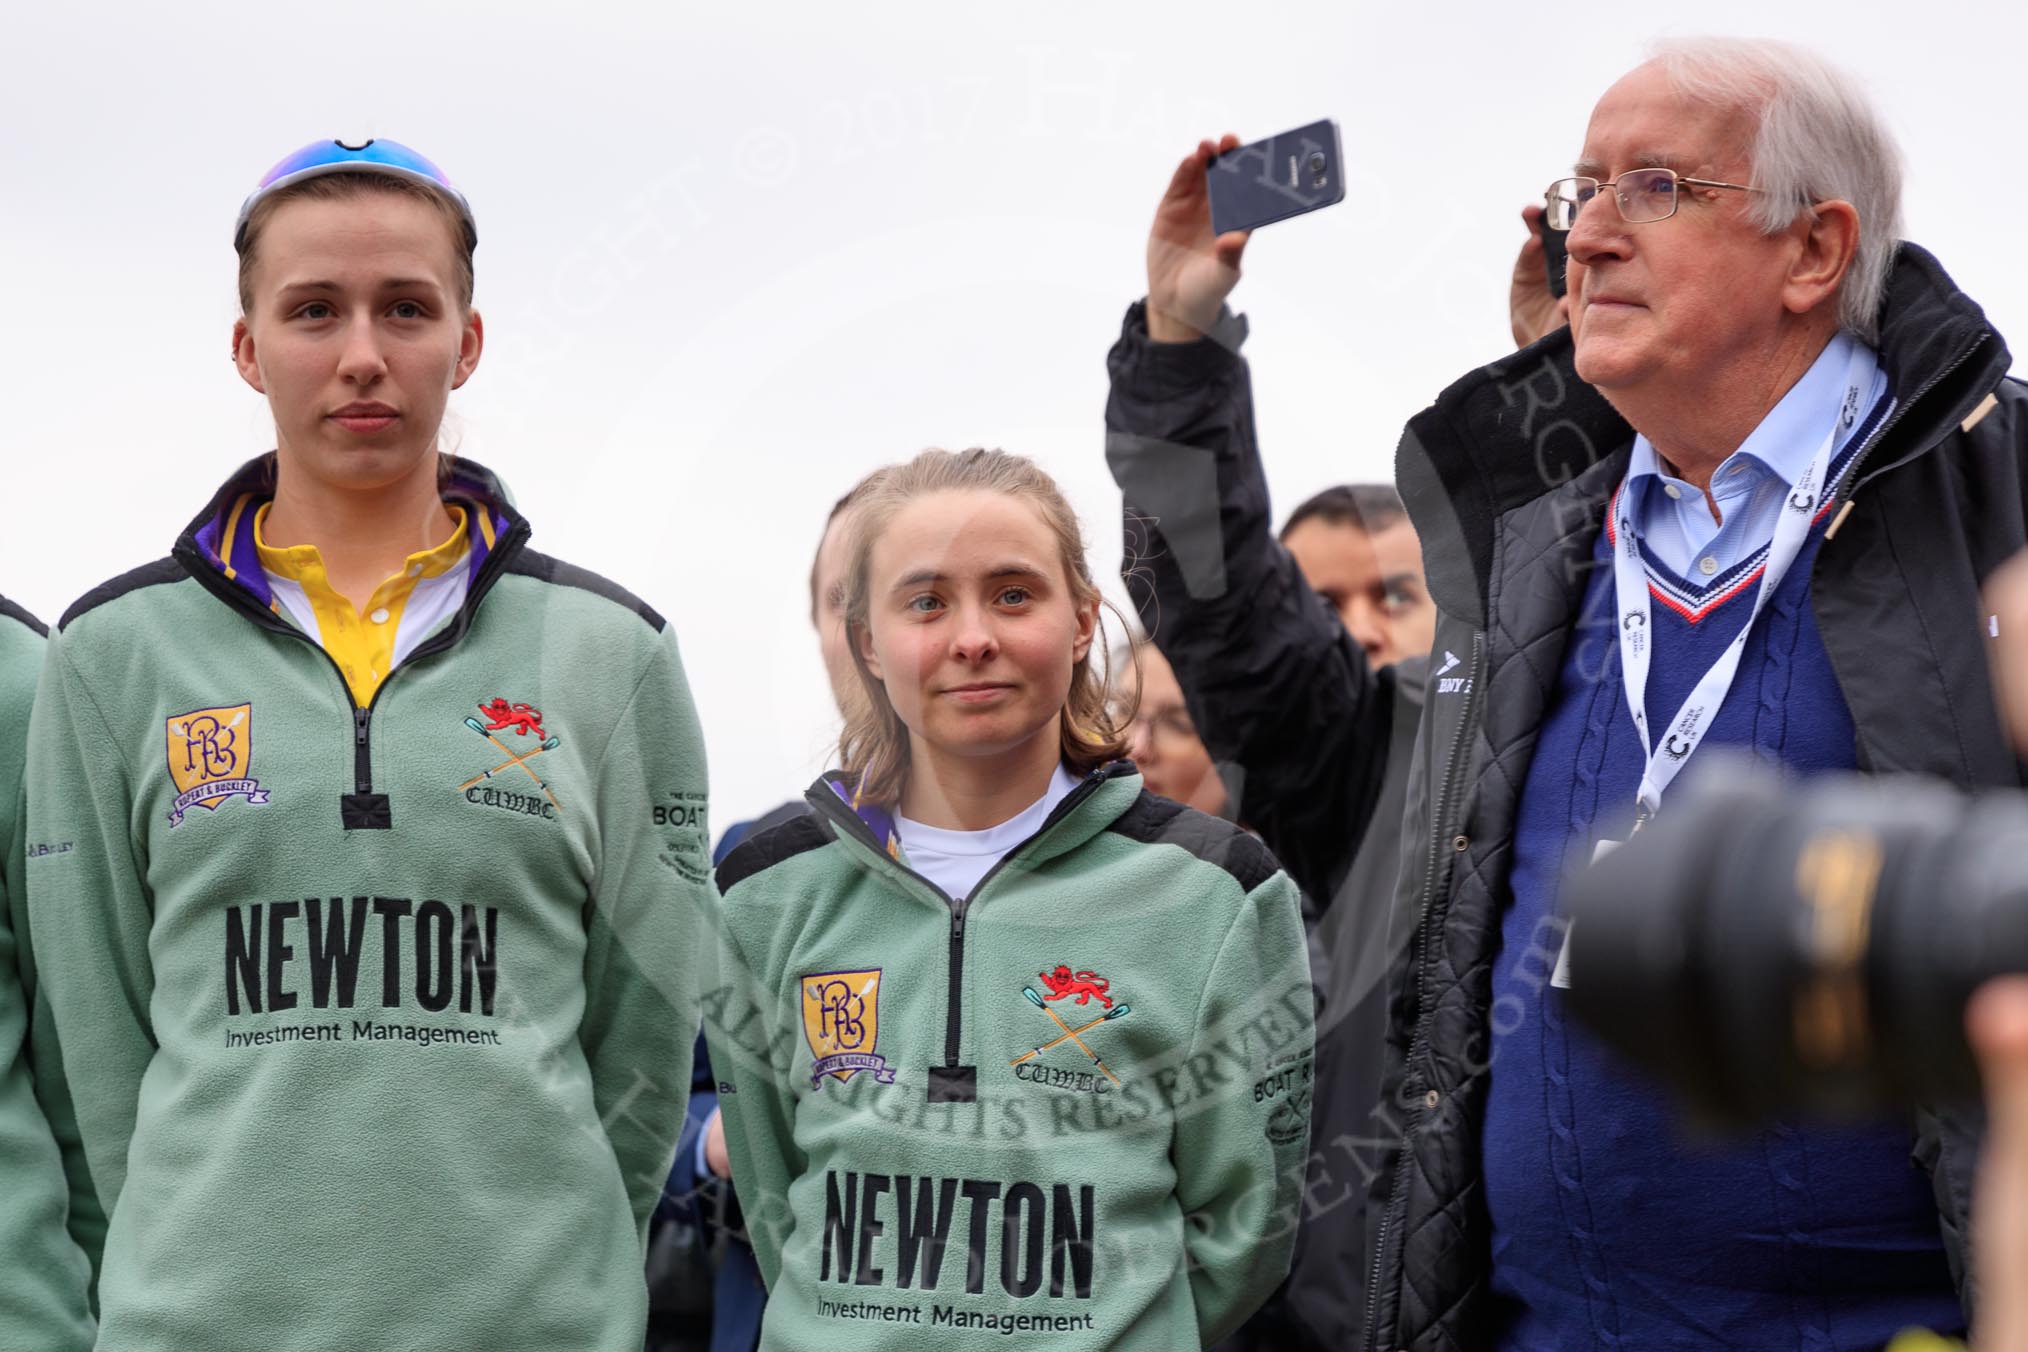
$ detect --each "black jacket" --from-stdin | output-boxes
[1365,243,2024,1352]
[1106,300,1427,1351]
[646,807,806,1352]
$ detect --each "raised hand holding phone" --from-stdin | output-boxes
[1146,134,1252,343]
[1205,119,1346,235]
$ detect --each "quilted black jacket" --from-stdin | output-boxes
[1365,243,2026,1351]
[1106,300,1427,1350]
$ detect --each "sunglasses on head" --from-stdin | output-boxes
[234,138,477,251]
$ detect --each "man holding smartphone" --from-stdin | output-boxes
[1104,134,1434,1352]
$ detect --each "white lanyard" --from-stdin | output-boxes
[1611,343,1876,828]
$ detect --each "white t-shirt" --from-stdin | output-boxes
[895,764,1081,901]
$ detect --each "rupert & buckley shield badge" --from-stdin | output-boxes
[166,703,270,826]
[801,969,896,1089]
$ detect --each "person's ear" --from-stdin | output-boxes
[232,318,266,395]
[856,621,884,684]
[452,308,484,389]
[1070,594,1099,664]
[1784,199,1860,318]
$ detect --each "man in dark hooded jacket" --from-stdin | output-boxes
[1104,137,1435,1350]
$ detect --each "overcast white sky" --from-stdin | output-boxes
[4,1,2021,827]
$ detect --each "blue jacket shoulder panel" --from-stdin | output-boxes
[1105,790,1281,893]
[714,812,831,895]
[58,558,189,632]
[505,548,665,631]
[0,597,47,640]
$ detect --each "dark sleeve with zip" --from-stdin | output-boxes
[1104,299,1398,910]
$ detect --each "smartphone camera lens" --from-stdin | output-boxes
[1308,152,1328,188]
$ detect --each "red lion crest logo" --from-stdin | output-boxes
[1038,965,1112,1009]
[477,698,546,739]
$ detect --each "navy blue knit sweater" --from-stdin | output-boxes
[1482,458,1963,1350]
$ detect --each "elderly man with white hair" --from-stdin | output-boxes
[1365,37,2023,1351]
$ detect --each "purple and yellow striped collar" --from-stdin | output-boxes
[826,775,902,860]
[188,457,512,610]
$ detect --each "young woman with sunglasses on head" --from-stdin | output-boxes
[25,140,712,1350]
[707,448,1313,1350]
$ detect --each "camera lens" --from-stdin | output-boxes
[1563,765,2028,1124]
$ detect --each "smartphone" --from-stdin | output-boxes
[1206,120,1346,236]
[1540,215,1569,299]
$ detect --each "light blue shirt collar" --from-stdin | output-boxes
[1627,329,1880,505]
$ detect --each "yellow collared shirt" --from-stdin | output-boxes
[252,502,473,705]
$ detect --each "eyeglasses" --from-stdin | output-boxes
[235,138,477,251]
[1125,705,1200,746]
[1543,169,1758,231]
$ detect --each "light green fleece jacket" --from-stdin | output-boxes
[707,764,1314,1351]
[24,457,711,1351]
[1,597,98,1350]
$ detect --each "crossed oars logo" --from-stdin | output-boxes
[458,717,564,813]
[1010,987,1131,1085]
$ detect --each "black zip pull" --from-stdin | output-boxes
[341,705,391,830]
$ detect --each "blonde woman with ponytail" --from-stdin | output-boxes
[707,448,1313,1350]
